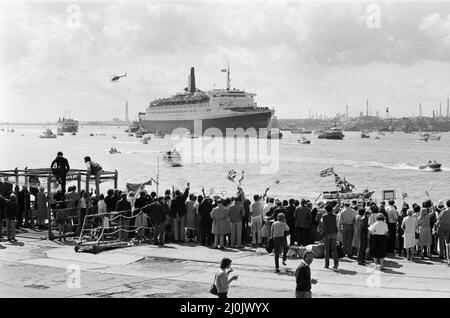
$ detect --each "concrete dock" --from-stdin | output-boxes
[1,233,449,298]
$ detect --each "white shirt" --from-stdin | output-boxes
[386,205,399,223]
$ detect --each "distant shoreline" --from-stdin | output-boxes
[0,122,129,126]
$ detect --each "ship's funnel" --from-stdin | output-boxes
[188,67,196,93]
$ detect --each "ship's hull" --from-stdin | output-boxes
[57,124,78,133]
[318,133,344,140]
[139,111,273,135]
[321,191,374,200]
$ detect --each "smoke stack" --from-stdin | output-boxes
[440,102,442,117]
[447,98,449,119]
[366,99,369,117]
[125,100,129,123]
[188,67,196,93]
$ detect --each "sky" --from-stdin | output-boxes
[2,0,450,122]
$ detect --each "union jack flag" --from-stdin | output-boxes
[227,170,237,182]
[320,167,334,177]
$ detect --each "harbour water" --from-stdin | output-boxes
[1,124,449,204]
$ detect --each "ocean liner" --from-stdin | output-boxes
[57,115,78,133]
[138,67,274,135]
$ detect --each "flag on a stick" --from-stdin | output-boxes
[320,167,334,177]
[227,170,237,183]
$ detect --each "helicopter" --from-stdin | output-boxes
[111,73,127,82]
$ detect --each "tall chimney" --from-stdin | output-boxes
[440,102,442,117]
[188,67,196,93]
[447,98,449,119]
[366,99,369,117]
[346,105,349,118]
[125,100,129,123]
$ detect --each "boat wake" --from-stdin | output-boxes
[292,157,449,172]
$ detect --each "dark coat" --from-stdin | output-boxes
[104,195,118,212]
[116,199,132,217]
[51,157,70,175]
[170,188,189,218]
[5,198,19,220]
[134,196,148,211]
[198,199,213,225]
[146,201,164,225]
[295,206,312,228]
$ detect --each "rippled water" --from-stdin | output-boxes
[1,124,449,204]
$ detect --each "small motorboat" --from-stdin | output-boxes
[72,132,76,136]
[155,131,165,138]
[297,136,311,144]
[109,147,121,154]
[89,133,94,136]
[375,136,381,140]
[419,160,442,171]
[112,136,117,139]
[162,149,182,167]
[141,134,152,144]
[361,130,370,138]
[39,129,57,139]
[429,134,441,141]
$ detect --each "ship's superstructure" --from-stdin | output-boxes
[57,115,78,133]
[138,66,273,135]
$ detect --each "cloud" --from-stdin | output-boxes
[419,12,450,58]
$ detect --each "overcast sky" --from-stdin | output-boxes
[2,0,450,122]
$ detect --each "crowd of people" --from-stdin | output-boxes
[1,152,450,299]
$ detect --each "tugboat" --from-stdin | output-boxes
[361,130,370,138]
[39,128,57,139]
[162,148,182,167]
[109,147,121,154]
[419,160,442,171]
[318,126,344,140]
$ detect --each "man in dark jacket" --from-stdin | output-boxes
[286,199,296,245]
[17,186,31,228]
[358,209,370,265]
[295,199,312,246]
[295,250,316,298]
[321,204,339,269]
[116,193,132,241]
[146,197,166,245]
[5,194,19,241]
[51,151,70,195]
[104,189,118,212]
[198,196,213,246]
[170,183,190,243]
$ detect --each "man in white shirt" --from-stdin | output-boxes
[250,195,263,246]
[385,200,399,254]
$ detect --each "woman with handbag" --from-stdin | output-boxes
[211,258,238,298]
[271,213,290,272]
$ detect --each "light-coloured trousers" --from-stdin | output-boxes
[251,216,262,244]
[230,221,242,247]
[173,215,186,241]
